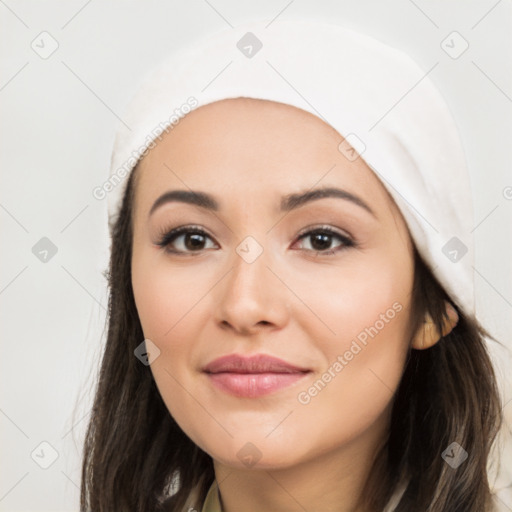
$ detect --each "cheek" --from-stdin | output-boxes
[287,311,410,462]
[131,255,214,442]
[131,251,207,342]
[131,249,227,381]
[290,250,413,428]
[292,246,413,348]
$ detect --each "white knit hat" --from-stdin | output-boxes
[105,18,475,318]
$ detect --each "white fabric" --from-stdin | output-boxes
[107,18,475,317]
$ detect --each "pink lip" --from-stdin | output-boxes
[202,354,311,398]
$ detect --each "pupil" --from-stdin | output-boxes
[186,233,204,250]
[312,233,331,250]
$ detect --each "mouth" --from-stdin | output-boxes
[202,354,311,398]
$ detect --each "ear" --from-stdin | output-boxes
[411,301,459,350]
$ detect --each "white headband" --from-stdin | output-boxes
[106,18,475,318]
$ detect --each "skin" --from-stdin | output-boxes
[131,98,457,512]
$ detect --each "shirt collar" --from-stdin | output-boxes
[200,478,407,511]
[201,482,222,512]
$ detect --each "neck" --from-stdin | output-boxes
[213,410,390,512]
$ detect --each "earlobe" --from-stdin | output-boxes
[411,315,439,350]
[411,301,459,350]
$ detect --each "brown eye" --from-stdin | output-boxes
[156,226,218,255]
[295,227,354,256]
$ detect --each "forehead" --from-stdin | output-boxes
[133,98,396,216]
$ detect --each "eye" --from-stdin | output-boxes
[293,226,354,256]
[155,225,218,255]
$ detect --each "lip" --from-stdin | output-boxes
[202,354,311,398]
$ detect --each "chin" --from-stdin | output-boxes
[198,436,307,471]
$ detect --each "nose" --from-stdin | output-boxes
[214,244,290,336]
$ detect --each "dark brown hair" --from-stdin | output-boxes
[80,165,502,511]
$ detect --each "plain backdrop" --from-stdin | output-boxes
[1,1,511,510]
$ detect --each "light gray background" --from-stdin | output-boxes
[1,1,511,510]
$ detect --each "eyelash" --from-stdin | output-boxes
[155,224,355,257]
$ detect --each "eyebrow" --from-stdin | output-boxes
[148,187,376,218]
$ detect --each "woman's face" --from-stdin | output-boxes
[131,98,416,470]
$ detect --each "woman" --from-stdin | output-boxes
[81,19,503,511]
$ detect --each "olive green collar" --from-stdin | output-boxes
[201,482,222,512]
